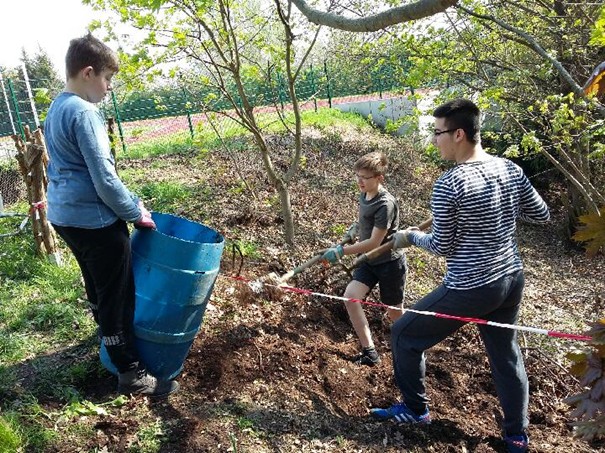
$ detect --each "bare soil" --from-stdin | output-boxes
[25,124,605,452]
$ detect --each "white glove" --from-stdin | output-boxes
[392,230,412,249]
[343,221,359,243]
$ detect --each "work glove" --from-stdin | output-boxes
[392,230,412,250]
[321,244,344,264]
[342,221,359,243]
[134,201,156,229]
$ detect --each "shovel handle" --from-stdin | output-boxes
[351,217,433,268]
[277,236,351,284]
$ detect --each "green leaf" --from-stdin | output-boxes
[106,395,129,407]
[573,208,605,257]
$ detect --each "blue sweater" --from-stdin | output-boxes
[409,157,550,290]
[45,92,141,228]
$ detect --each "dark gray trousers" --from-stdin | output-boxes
[391,270,528,434]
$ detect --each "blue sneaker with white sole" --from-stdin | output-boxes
[504,432,529,453]
[370,402,431,424]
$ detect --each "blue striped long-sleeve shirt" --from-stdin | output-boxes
[409,157,550,290]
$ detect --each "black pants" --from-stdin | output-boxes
[53,220,139,373]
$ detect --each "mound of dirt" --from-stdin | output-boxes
[54,124,605,452]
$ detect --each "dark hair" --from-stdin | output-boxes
[65,33,119,79]
[353,151,388,176]
[433,99,481,144]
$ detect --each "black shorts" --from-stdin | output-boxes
[352,256,407,306]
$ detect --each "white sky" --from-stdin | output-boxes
[0,0,99,79]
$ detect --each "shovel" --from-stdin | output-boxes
[266,235,353,286]
[351,217,433,268]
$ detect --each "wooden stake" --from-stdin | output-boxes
[12,127,61,264]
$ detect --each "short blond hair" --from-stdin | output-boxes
[353,151,388,176]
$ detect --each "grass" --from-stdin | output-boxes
[135,419,168,453]
[119,172,208,215]
[120,131,195,159]
[0,415,22,453]
[139,181,196,213]
[0,219,134,451]
[299,108,372,131]
[134,108,375,158]
[228,238,262,260]
[0,406,56,453]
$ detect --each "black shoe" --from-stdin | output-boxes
[353,347,380,366]
[118,367,179,398]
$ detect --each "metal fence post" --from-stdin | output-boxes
[0,73,17,135]
[310,64,317,112]
[111,91,127,154]
[21,63,40,128]
[182,87,194,139]
[7,79,25,139]
[323,61,332,108]
[276,72,285,110]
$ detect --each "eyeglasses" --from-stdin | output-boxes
[355,174,377,181]
[433,128,458,136]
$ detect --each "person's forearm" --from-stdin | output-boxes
[344,236,386,255]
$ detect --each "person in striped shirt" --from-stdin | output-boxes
[370,99,549,453]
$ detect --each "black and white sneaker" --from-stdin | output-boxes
[118,367,179,398]
[353,347,380,366]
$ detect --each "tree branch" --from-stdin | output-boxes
[290,0,458,32]
[457,4,605,118]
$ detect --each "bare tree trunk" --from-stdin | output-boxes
[275,178,295,245]
[563,181,587,241]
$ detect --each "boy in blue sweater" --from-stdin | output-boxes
[45,33,178,397]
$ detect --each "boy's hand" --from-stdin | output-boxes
[321,245,344,264]
[343,221,359,243]
[392,230,412,249]
[135,214,156,229]
[134,202,156,229]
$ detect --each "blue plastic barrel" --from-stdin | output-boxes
[100,212,224,380]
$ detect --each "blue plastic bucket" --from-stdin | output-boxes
[100,212,224,380]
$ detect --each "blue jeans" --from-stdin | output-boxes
[391,270,528,434]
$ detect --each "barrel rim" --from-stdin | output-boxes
[147,212,225,246]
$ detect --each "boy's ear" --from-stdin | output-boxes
[81,66,95,79]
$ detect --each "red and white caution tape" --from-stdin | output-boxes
[224,275,592,342]
[30,201,46,220]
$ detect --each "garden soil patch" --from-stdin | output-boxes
[33,125,605,452]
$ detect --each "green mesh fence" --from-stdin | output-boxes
[95,62,409,150]
[0,61,410,207]
[0,72,59,209]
